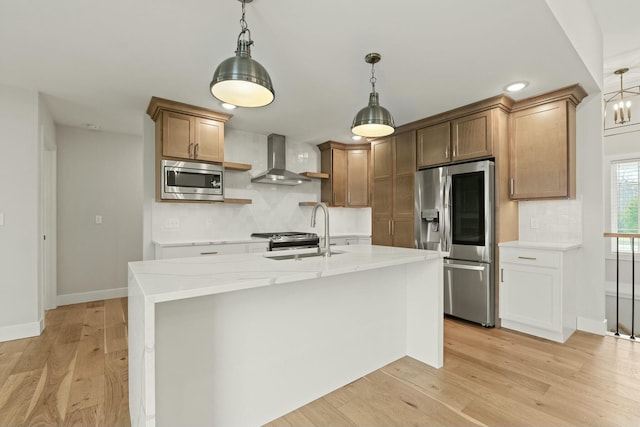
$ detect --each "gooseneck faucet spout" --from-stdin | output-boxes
[311,202,331,257]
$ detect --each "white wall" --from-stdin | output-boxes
[147,127,371,246]
[57,126,143,304]
[0,84,42,341]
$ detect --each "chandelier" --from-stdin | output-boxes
[604,67,640,125]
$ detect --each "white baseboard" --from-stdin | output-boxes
[0,320,43,342]
[57,287,128,306]
[577,316,607,336]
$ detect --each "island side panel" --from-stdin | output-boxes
[154,265,412,427]
[406,256,443,367]
[128,267,157,427]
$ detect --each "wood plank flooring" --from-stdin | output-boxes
[2,299,639,426]
[266,319,640,427]
[0,298,129,426]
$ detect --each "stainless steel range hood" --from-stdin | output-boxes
[251,134,311,186]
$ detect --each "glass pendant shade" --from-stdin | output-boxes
[351,92,395,137]
[210,40,274,108]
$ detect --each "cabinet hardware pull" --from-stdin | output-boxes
[453,143,457,157]
[518,256,537,260]
[200,251,218,255]
[194,143,199,158]
[388,219,392,235]
[445,146,449,159]
[500,268,504,282]
[391,219,395,235]
[189,143,194,158]
[510,178,514,196]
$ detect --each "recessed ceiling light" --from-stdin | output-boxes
[505,81,529,92]
[221,102,237,110]
[351,135,363,141]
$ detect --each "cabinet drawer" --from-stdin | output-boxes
[500,248,560,268]
[156,242,252,259]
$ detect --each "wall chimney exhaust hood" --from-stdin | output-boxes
[251,134,311,186]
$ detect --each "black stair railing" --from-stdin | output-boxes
[604,232,637,340]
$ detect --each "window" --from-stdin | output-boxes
[610,159,640,253]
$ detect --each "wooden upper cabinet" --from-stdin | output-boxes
[452,110,492,162]
[193,117,224,162]
[147,96,231,164]
[319,141,370,207]
[417,109,493,168]
[417,122,450,168]
[371,131,416,248]
[347,150,369,207]
[509,85,587,200]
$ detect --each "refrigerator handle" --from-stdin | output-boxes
[443,174,452,253]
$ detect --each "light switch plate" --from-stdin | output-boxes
[95,215,103,224]
[0,212,4,226]
[164,218,180,229]
[530,218,539,229]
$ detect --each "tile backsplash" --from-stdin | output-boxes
[518,199,582,242]
[152,129,372,242]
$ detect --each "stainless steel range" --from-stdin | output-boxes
[251,232,320,251]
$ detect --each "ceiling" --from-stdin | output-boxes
[1,1,638,144]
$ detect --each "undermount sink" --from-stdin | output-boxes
[264,250,344,261]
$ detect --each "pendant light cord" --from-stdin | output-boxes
[237,0,253,46]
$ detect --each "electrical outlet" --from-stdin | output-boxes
[164,218,180,229]
[95,215,103,224]
[530,218,539,229]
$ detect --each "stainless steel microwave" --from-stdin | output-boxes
[161,160,224,201]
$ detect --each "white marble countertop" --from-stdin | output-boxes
[152,237,268,246]
[152,234,371,247]
[498,240,582,251]
[129,245,440,304]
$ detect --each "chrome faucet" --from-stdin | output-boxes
[311,202,331,257]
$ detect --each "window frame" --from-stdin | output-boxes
[605,152,640,260]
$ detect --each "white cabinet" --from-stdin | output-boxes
[498,244,578,343]
[155,241,268,260]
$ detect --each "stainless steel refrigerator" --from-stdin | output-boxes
[415,159,495,326]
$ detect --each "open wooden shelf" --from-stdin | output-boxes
[300,171,329,179]
[223,198,252,204]
[224,161,252,171]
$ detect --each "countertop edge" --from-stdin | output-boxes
[498,240,582,251]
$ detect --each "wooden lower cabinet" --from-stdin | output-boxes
[371,131,416,248]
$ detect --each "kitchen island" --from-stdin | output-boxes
[128,244,443,427]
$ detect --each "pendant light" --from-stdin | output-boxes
[351,53,395,138]
[210,0,274,108]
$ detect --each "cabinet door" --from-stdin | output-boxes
[163,111,193,159]
[452,110,492,161]
[510,100,569,199]
[499,262,561,332]
[372,218,392,246]
[347,150,369,207]
[371,139,393,246]
[392,218,415,248]
[393,131,416,219]
[194,117,224,162]
[417,122,450,168]
[372,138,393,219]
[332,149,347,206]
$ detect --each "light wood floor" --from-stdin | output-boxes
[0,298,129,426]
[2,300,640,427]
